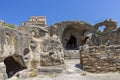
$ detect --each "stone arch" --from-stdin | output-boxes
[62,24,92,49]
[62,26,81,49]
[94,19,118,33]
[4,54,26,78]
[98,26,106,32]
[49,21,93,50]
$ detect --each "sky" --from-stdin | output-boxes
[0,0,120,26]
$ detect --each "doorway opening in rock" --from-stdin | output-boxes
[4,55,26,78]
[66,35,77,50]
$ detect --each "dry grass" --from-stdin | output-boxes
[81,73,87,76]
[44,72,57,77]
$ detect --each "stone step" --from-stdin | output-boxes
[64,50,80,59]
[39,65,63,73]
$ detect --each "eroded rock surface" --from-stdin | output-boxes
[0,25,32,78]
[40,37,64,66]
[24,25,64,66]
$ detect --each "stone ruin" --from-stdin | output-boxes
[80,46,120,73]
[0,17,120,79]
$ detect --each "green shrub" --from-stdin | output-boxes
[100,44,106,48]
[96,30,103,35]
[6,24,16,28]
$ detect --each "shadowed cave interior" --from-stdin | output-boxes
[4,55,26,78]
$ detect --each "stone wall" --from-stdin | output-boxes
[80,46,120,73]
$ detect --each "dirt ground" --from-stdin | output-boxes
[7,59,120,80]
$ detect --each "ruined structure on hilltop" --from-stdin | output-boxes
[0,20,5,25]
[0,16,120,79]
[22,16,47,27]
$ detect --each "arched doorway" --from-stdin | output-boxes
[66,35,77,49]
[62,26,80,50]
[61,26,86,50]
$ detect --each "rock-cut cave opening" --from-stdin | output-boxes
[66,35,77,50]
[4,55,26,78]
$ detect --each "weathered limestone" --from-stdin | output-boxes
[80,46,120,73]
[0,62,6,79]
[0,25,32,78]
[24,25,64,66]
[40,37,64,66]
[0,26,31,57]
